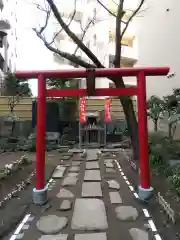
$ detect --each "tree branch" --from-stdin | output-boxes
[33,28,96,68]
[48,3,76,45]
[121,0,145,39]
[96,0,126,24]
[46,0,103,67]
[39,9,51,34]
[96,0,117,18]
[74,15,97,55]
[114,0,125,66]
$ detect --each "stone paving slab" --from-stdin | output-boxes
[60,200,72,211]
[86,161,100,169]
[38,234,68,240]
[62,176,78,186]
[58,147,69,153]
[101,148,120,152]
[107,180,120,189]
[86,149,98,161]
[71,198,108,230]
[104,160,114,168]
[75,233,107,240]
[52,166,66,179]
[106,168,116,173]
[129,228,149,240]
[61,152,73,156]
[67,172,78,177]
[72,161,81,166]
[69,149,84,153]
[56,188,74,198]
[60,156,71,160]
[115,206,139,221]
[69,166,80,172]
[81,182,102,197]
[109,191,122,204]
[36,215,68,234]
[84,170,101,181]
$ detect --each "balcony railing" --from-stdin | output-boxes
[109,42,137,64]
[0,19,10,30]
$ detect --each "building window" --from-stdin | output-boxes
[93,8,96,18]
[93,34,96,46]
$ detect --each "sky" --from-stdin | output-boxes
[15,0,72,96]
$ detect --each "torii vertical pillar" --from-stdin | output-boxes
[137,71,153,201]
[33,74,48,205]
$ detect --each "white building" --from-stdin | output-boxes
[53,0,138,90]
[6,0,18,72]
[135,0,179,98]
[0,0,11,78]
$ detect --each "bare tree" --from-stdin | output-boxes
[30,0,145,161]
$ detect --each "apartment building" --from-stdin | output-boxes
[0,0,11,77]
[53,0,138,90]
[0,0,18,82]
[135,0,179,98]
[6,0,18,72]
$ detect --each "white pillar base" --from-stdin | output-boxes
[138,186,153,202]
[33,187,48,205]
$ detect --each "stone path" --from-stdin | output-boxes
[6,149,159,240]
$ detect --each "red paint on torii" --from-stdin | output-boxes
[15,67,169,192]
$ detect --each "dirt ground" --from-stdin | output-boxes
[0,152,27,169]
[0,151,60,239]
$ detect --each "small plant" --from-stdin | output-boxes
[19,155,31,165]
[4,164,13,177]
[0,155,32,181]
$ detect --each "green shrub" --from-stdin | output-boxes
[149,132,180,170]
[169,166,180,197]
[28,139,36,152]
[166,140,180,159]
[149,132,180,197]
[149,132,169,171]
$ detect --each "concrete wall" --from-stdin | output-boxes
[0,96,33,120]
[135,0,180,98]
[0,96,137,124]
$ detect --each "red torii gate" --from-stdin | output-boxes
[16,67,169,205]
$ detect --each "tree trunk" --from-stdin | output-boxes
[11,120,16,136]
[168,123,172,139]
[115,80,139,162]
[168,111,172,139]
[172,124,176,139]
[154,120,158,132]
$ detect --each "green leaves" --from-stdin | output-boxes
[168,114,180,124]
[4,72,32,97]
[47,78,79,89]
[147,95,164,121]
[147,95,164,131]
